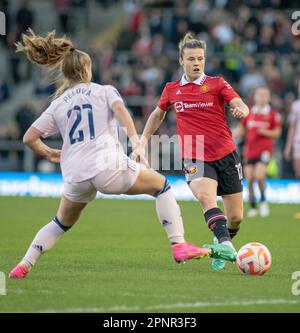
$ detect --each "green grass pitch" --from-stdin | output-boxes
[0,196,299,313]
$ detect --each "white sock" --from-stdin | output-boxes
[20,218,68,268]
[155,189,185,244]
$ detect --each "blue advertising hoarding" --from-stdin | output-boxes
[0,172,299,203]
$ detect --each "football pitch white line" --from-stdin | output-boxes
[39,299,299,313]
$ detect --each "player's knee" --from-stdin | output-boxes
[195,191,214,206]
[227,212,243,225]
[154,178,171,197]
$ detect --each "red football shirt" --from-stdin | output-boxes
[241,105,281,160]
[157,74,240,161]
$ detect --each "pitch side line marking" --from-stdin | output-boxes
[37,299,299,313]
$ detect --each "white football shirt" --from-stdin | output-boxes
[32,82,124,182]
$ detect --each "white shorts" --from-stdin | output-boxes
[63,155,141,203]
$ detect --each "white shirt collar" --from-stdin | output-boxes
[252,104,271,115]
[180,73,206,86]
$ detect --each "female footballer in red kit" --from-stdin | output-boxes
[133,32,249,270]
[235,87,281,218]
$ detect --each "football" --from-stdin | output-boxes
[236,242,272,275]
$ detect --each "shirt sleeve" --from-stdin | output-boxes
[218,77,241,104]
[106,85,124,109]
[157,85,171,112]
[31,105,60,138]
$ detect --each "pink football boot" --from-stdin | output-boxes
[9,264,29,279]
[172,242,212,263]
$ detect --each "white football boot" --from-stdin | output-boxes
[259,202,270,217]
[247,208,258,218]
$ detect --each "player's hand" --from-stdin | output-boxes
[46,148,61,163]
[230,106,245,119]
[131,146,149,168]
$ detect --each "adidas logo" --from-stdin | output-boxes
[162,219,172,226]
[176,90,182,95]
[32,244,43,253]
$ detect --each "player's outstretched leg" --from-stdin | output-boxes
[126,169,211,263]
[154,178,211,263]
[209,237,226,271]
[209,225,241,270]
[206,192,244,269]
[9,217,70,279]
[9,197,86,279]
[189,178,237,266]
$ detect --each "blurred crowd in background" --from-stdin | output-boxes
[0,0,299,178]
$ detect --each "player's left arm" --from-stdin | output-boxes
[258,126,281,139]
[258,112,282,139]
[111,100,139,150]
[229,98,249,119]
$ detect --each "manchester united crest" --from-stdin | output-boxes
[201,84,209,93]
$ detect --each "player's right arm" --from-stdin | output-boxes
[23,104,61,163]
[23,126,61,163]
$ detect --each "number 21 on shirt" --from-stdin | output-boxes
[67,103,95,144]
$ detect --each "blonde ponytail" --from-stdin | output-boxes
[15,28,74,68]
[16,29,91,99]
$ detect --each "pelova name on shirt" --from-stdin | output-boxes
[63,87,92,103]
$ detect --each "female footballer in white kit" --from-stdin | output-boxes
[8,30,229,279]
